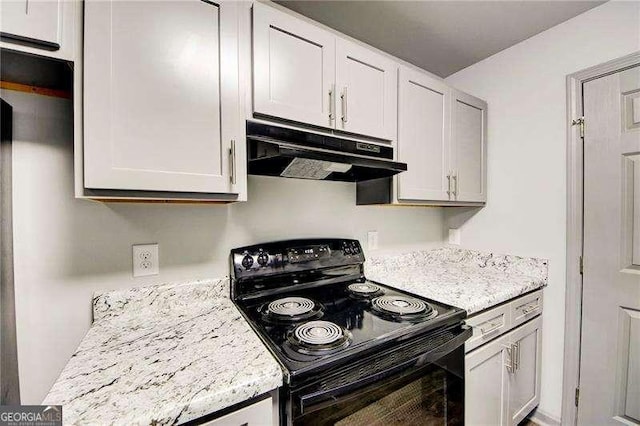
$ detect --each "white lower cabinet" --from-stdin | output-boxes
[465,301,542,426]
[200,397,274,426]
[508,318,543,425]
[466,334,510,426]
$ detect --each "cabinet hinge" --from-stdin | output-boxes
[579,256,584,275]
[575,387,580,407]
[572,117,585,138]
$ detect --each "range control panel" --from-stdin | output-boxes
[288,245,331,263]
[230,238,365,281]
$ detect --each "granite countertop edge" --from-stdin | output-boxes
[43,278,284,426]
[365,246,549,315]
[43,247,548,424]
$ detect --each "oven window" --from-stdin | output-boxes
[337,371,451,425]
[294,348,464,426]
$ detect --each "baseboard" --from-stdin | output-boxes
[528,407,561,426]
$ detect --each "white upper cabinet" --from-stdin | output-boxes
[83,0,244,198]
[392,69,486,205]
[396,67,450,201]
[1,0,60,48]
[251,3,397,141]
[253,2,336,129]
[335,39,397,140]
[0,0,78,61]
[450,89,487,203]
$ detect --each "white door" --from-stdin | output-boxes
[466,334,510,426]
[335,38,397,140]
[450,89,487,203]
[0,0,61,49]
[253,2,335,129]
[83,0,240,194]
[508,317,542,425]
[396,67,450,202]
[579,64,640,425]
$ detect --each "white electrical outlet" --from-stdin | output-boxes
[367,231,379,250]
[448,228,461,245]
[133,244,159,277]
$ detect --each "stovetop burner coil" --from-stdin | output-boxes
[261,296,323,324]
[347,282,383,297]
[288,320,351,354]
[371,295,437,319]
[268,297,315,316]
[294,321,343,345]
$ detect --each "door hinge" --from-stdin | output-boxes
[579,256,584,275]
[572,117,585,138]
[575,387,580,407]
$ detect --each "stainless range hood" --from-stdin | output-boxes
[246,122,407,182]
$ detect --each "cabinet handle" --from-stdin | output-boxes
[229,140,236,185]
[510,343,520,373]
[503,344,514,373]
[341,86,348,124]
[446,173,452,199]
[329,86,335,121]
[480,320,502,335]
[452,172,458,199]
[522,303,540,315]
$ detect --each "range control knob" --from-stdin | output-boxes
[257,252,269,266]
[241,254,254,270]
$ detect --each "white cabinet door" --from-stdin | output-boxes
[201,397,273,426]
[508,317,542,425]
[253,2,335,129]
[335,38,397,140]
[83,0,241,195]
[450,89,487,203]
[397,67,450,201]
[466,334,510,426]
[0,0,61,49]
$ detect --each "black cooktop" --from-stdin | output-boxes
[234,278,464,379]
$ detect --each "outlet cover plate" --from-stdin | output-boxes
[133,244,159,277]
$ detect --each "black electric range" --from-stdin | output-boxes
[231,238,471,425]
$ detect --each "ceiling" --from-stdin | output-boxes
[275,1,605,77]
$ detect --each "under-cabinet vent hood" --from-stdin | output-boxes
[246,122,407,182]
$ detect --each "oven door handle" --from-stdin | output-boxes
[297,325,472,415]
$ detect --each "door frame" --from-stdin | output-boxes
[562,51,640,426]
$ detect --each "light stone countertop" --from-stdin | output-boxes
[365,247,548,314]
[43,279,283,425]
[42,247,547,425]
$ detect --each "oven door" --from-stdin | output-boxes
[289,325,471,426]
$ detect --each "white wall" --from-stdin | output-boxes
[445,1,640,421]
[0,89,445,404]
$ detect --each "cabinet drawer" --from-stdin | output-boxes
[201,397,273,426]
[465,304,511,353]
[510,290,543,328]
